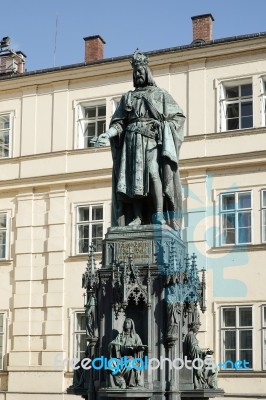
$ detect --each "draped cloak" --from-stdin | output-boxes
[109,85,185,228]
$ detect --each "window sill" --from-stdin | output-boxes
[0,259,13,266]
[66,253,102,262]
[209,243,266,253]
[219,370,266,377]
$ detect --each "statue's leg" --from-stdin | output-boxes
[149,172,165,224]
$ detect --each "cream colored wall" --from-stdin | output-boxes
[0,39,266,397]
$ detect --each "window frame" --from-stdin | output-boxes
[0,112,13,158]
[0,211,9,260]
[220,81,253,132]
[220,191,252,246]
[262,305,266,370]
[261,79,266,127]
[75,203,104,255]
[76,101,106,149]
[220,305,253,370]
[73,311,86,362]
[0,312,6,370]
[261,189,266,243]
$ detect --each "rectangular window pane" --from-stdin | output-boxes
[0,115,9,129]
[264,307,266,327]
[238,212,251,228]
[78,208,90,222]
[222,214,235,244]
[239,308,252,326]
[226,103,239,118]
[241,102,253,117]
[222,194,235,211]
[98,106,106,117]
[92,224,103,239]
[78,238,89,254]
[92,207,103,221]
[85,107,96,118]
[238,212,251,243]
[264,222,266,242]
[263,330,266,369]
[76,314,86,331]
[0,131,9,157]
[238,193,251,209]
[84,123,96,137]
[223,308,236,327]
[0,335,2,369]
[0,214,6,229]
[239,350,252,368]
[97,120,105,135]
[263,191,266,208]
[92,237,103,252]
[75,333,87,360]
[241,116,253,129]
[239,330,252,348]
[225,350,236,364]
[226,87,239,99]
[224,331,236,349]
[227,118,239,130]
[241,84,252,97]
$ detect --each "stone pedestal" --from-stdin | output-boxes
[68,224,224,400]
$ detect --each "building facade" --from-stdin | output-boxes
[0,14,266,400]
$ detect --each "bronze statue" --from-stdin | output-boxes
[183,322,218,389]
[95,50,185,230]
[108,318,147,389]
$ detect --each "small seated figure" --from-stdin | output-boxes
[183,322,218,389]
[108,318,147,389]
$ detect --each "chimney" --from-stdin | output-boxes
[83,35,105,63]
[0,37,26,74]
[191,14,214,43]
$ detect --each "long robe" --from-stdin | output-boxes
[109,84,185,227]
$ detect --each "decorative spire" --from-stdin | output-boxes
[130,49,149,68]
[82,243,97,290]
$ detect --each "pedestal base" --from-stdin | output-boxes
[98,387,153,400]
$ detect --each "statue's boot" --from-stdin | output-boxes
[128,216,142,226]
[153,212,166,225]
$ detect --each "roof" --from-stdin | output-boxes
[1,30,266,81]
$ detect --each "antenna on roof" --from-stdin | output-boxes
[53,16,58,67]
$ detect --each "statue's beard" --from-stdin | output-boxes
[135,75,146,87]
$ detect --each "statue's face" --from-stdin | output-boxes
[192,324,200,333]
[134,66,146,87]
[124,319,132,330]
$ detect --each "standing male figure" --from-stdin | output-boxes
[96,50,185,230]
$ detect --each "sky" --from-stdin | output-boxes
[3,0,266,72]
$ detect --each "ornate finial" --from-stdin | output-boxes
[130,49,149,68]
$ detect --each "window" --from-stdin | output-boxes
[220,192,252,245]
[262,306,266,370]
[76,205,103,254]
[262,81,266,126]
[261,190,266,243]
[221,84,253,131]
[73,312,86,361]
[0,213,7,259]
[0,313,5,370]
[0,114,11,157]
[221,306,253,368]
[77,104,106,148]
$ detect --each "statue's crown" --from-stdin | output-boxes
[130,49,149,68]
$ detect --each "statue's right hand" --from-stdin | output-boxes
[90,132,110,147]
